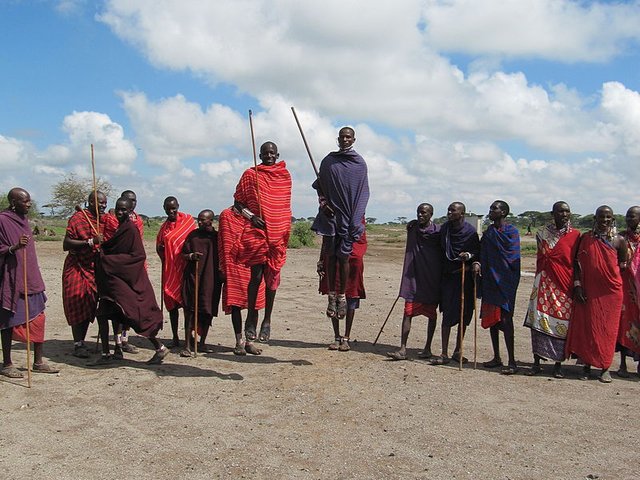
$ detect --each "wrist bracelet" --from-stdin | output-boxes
[8,246,13,254]
[241,207,255,220]
[573,280,581,287]
[87,238,94,247]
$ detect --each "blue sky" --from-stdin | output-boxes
[2,0,640,221]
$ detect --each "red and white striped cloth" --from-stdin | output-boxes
[156,212,196,309]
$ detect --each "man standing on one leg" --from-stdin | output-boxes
[180,209,222,357]
[431,202,479,366]
[566,205,627,383]
[312,127,369,350]
[218,205,265,355]
[0,188,59,378]
[523,201,580,379]
[157,196,196,348]
[473,201,521,375]
[615,206,640,377]
[233,141,292,344]
[96,197,168,365]
[62,191,106,358]
[387,203,442,361]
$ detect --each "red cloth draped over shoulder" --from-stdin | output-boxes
[233,162,292,272]
[218,208,265,313]
[103,212,143,242]
[96,220,162,338]
[62,209,103,326]
[319,230,367,299]
[618,231,640,355]
[565,233,623,369]
[156,212,196,309]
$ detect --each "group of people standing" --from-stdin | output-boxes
[0,126,371,377]
[388,199,640,383]
[1,125,638,385]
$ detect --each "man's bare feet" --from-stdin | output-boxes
[245,342,262,355]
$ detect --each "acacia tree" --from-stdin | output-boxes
[50,173,113,217]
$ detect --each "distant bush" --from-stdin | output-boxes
[288,221,316,249]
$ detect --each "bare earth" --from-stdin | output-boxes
[1,238,638,480]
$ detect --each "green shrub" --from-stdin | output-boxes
[288,221,316,249]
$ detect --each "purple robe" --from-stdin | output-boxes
[181,228,222,319]
[440,220,480,327]
[0,210,46,329]
[399,222,442,305]
[96,218,163,338]
[312,149,369,258]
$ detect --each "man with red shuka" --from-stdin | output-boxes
[233,141,292,345]
[218,205,266,355]
[157,196,196,348]
[62,190,106,359]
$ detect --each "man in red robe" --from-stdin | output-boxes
[62,191,106,358]
[567,205,628,383]
[157,196,196,348]
[616,205,640,377]
[218,206,265,355]
[233,141,292,344]
[524,201,580,379]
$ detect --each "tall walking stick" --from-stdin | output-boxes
[458,261,466,371]
[290,106,334,216]
[193,259,199,357]
[90,144,100,233]
[373,295,400,346]
[473,272,478,369]
[248,110,263,220]
[22,249,32,388]
[91,144,101,352]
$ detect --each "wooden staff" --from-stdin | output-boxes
[22,249,32,388]
[473,272,478,369]
[458,261,466,371]
[290,106,334,216]
[372,223,412,345]
[75,205,99,236]
[248,110,263,220]
[373,295,400,346]
[90,144,100,233]
[291,106,320,177]
[193,258,199,357]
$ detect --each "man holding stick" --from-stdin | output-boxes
[431,202,479,366]
[62,191,106,358]
[180,209,223,357]
[157,196,196,348]
[233,141,292,344]
[473,200,521,375]
[312,127,369,349]
[0,188,59,377]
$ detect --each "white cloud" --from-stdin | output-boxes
[421,0,640,62]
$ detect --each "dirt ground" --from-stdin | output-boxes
[1,238,638,480]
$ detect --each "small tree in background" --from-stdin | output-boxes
[50,173,113,217]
